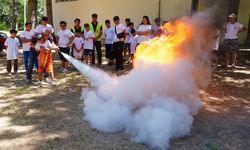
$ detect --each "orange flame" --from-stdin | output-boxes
[135,20,193,65]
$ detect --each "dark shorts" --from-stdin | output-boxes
[224,39,239,53]
[84,49,93,56]
[59,47,70,61]
[124,43,131,50]
[105,44,113,59]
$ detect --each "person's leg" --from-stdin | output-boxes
[85,55,88,64]
[123,43,127,58]
[23,51,29,72]
[59,47,65,69]
[27,49,36,80]
[119,42,124,69]
[116,42,123,69]
[92,42,96,65]
[96,41,102,65]
[14,59,18,73]
[128,43,131,61]
[225,51,230,67]
[7,60,11,73]
[110,44,114,65]
[232,52,237,66]
[113,42,119,69]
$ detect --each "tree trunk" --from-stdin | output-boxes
[46,0,53,26]
[12,0,18,29]
[28,0,38,28]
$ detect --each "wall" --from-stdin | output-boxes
[51,0,159,32]
[160,0,191,21]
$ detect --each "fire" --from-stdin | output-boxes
[135,20,192,65]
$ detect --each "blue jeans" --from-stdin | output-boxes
[23,51,30,72]
[26,48,38,80]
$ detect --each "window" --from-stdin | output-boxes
[191,0,199,15]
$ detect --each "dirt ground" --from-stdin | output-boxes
[0,50,249,150]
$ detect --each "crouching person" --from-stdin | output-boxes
[34,33,59,86]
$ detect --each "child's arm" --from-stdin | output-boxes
[67,35,75,47]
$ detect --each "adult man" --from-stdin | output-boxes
[90,13,103,66]
[224,13,247,68]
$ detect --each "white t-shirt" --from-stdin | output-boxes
[125,27,131,43]
[57,29,74,48]
[35,40,52,51]
[104,27,114,44]
[112,23,126,42]
[130,35,139,54]
[137,24,151,43]
[225,22,243,39]
[84,30,95,49]
[20,30,34,51]
[151,24,161,38]
[4,37,20,60]
[34,24,54,35]
[73,37,84,49]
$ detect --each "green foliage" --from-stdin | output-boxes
[0,0,44,31]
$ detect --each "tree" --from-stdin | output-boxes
[46,0,53,26]
[12,0,18,29]
[27,0,38,27]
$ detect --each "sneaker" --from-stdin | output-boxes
[7,72,12,76]
[25,79,32,85]
[12,72,18,75]
[231,64,236,69]
[45,77,51,83]
[51,80,56,86]
[34,80,41,86]
[62,68,68,73]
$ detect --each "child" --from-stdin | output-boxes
[124,18,131,60]
[73,31,84,61]
[129,29,139,68]
[83,23,95,65]
[4,29,20,75]
[20,22,34,72]
[56,21,75,73]
[35,33,59,86]
[211,27,221,69]
[104,19,114,66]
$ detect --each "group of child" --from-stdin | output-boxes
[4,13,245,86]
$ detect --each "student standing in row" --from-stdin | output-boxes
[151,18,162,38]
[20,22,35,72]
[71,18,84,57]
[56,21,75,73]
[129,29,139,68]
[4,29,20,75]
[113,16,126,70]
[104,19,114,66]
[90,13,103,66]
[73,31,84,61]
[137,16,152,44]
[83,23,95,65]
[124,18,131,61]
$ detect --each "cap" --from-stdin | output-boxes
[228,13,236,18]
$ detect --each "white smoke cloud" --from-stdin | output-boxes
[61,10,215,150]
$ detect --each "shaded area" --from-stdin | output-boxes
[0,50,250,150]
